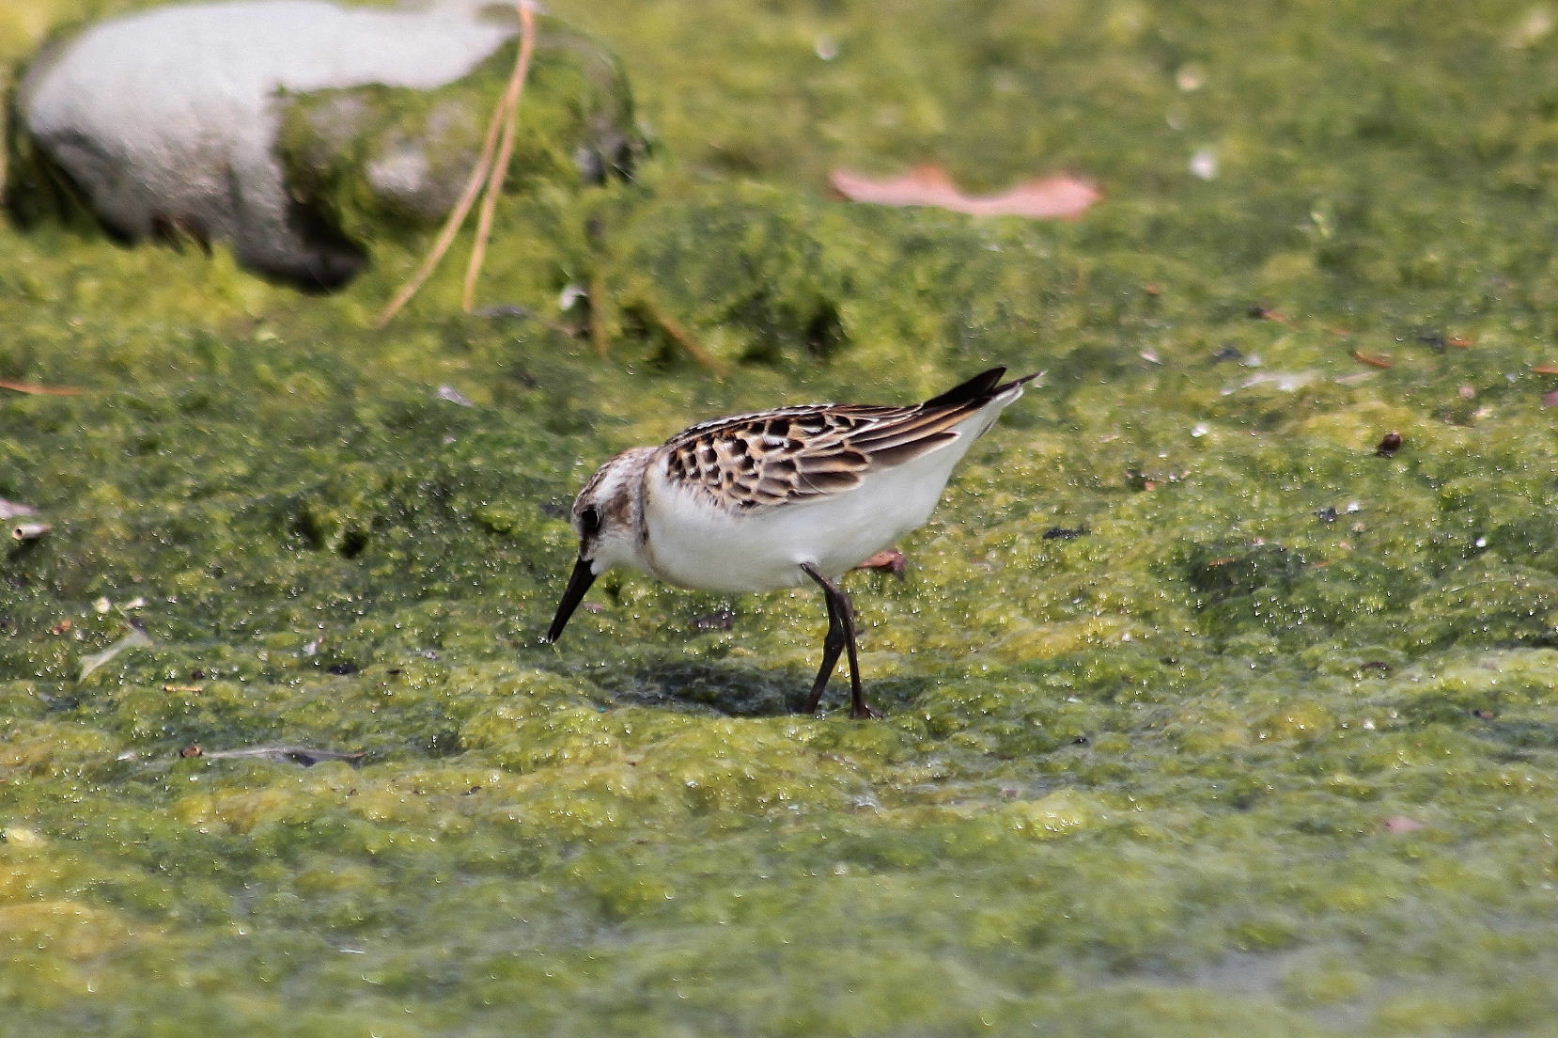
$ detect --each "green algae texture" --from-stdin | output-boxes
[2,1,1555,1036]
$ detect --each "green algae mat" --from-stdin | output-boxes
[2,1,1555,1035]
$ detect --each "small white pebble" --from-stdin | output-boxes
[1189,147,1218,180]
[1,828,45,847]
[436,385,474,407]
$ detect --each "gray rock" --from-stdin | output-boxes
[12,0,642,288]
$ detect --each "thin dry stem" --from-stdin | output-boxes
[0,379,84,396]
[375,1,537,328]
[639,298,727,376]
[463,0,537,312]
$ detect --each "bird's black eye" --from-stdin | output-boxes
[578,505,602,538]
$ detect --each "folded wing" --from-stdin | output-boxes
[661,368,1024,512]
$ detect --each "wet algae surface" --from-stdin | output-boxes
[2,0,1556,1035]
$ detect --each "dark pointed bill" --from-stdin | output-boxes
[544,555,597,643]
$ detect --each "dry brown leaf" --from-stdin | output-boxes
[853,548,907,576]
[1382,815,1426,834]
[830,164,1101,220]
[1351,349,1395,369]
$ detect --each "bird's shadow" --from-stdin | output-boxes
[588,657,928,719]
[591,658,804,718]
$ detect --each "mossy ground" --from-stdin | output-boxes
[2,1,1555,1035]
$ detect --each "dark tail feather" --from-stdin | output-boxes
[995,370,1044,395]
[921,367,1043,409]
[921,367,1006,408]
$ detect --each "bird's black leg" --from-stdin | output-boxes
[801,567,846,713]
[800,563,879,719]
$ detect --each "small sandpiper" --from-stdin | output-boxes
[544,367,1040,718]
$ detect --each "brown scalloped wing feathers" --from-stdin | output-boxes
[661,398,983,512]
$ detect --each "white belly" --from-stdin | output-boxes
[640,435,980,592]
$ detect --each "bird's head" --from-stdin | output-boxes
[543,446,654,643]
